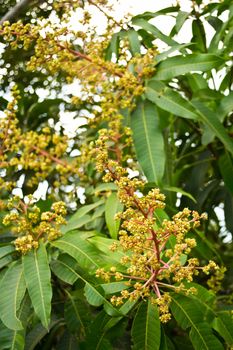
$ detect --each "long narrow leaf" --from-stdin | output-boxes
[146,80,198,120]
[64,291,90,335]
[131,100,165,184]
[217,92,233,120]
[155,43,193,63]
[212,311,233,346]
[62,200,104,233]
[219,152,233,194]
[192,101,233,157]
[132,300,161,350]
[105,192,123,239]
[0,245,15,259]
[0,294,31,350]
[132,6,180,21]
[0,262,26,330]
[51,231,107,271]
[50,254,79,285]
[23,244,52,329]
[190,322,224,350]
[171,294,223,350]
[132,18,178,46]
[155,54,224,81]
[171,294,205,329]
[0,322,25,350]
[25,318,61,350]
[175,11,190,33]
[127,30,141,55]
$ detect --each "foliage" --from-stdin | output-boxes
[0,0,233,349]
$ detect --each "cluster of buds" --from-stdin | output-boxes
[95,134,222,322]
[0,10,156,194]
[0,86,81,194]
[3,196,67,254]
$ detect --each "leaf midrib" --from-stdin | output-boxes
[146,87,197,119]
[13,269,24,327]
[53,240,99,269]
[157,56,220,76]
[141,103,158,183]
[67,291,85,335]
[217,318,233,343]
[34,250,47,329]
[172,297,208,350]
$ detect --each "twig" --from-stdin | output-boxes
[0,0,44,25]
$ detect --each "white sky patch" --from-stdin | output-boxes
[32,181,49,201]
[60,110,87,137]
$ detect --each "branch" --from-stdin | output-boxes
[0,0,43,25]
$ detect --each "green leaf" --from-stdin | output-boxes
[25,318,61,350]
[84,310,112,350]
[186,73,209,91]
[127,30,141,55]
[217,92,233,120]
[137,29,154,48]
[171,294,223,350]
[175,11,189,33]
[194,229,222,262]
[64,291,90,335]
[84,284,121,317]
[0,245,15,259]
[63,200,104,233]
[0,294,31,350]
[52,260,120,316]
[56,331,79,350]
[105,32,120,61]
[219,152,233,194]
[88,234,129,266]
[0,262,26,330]
[132,300,161,350]
[132,7,180,21]
[155,44,193,63]
[0,322,25,350]
[105,192,123,239]
[0,255,14,269]
[206,16,223,31]
[50,254,79,285]
[63,214,92,233]
[93,183,117,194]
[154,54,224,81]
[163,186,196,202]
[171,294,206,329]
[224,191,233,233]
[190,323,224,350]
[146,80,198,120]
[209,19,229,53]
[181,282,216,322]
[131,100,165,184]
[51,231,107,271]
[192,101,233,157]
[191,19,206,52]
[132,18,178,46]
[160,326,175,350]
[212,311,233,345]
[219,66,233,92]
[100,281,129,295]
[26,99,62,120]
[53,237,120,316]
[23,243,52,329]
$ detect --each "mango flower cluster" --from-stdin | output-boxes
[0,13,156,191]
[0,86,81,194]
[94,132,221,323]
[3,196,67,254]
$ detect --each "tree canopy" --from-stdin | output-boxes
[0,0,233,349]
